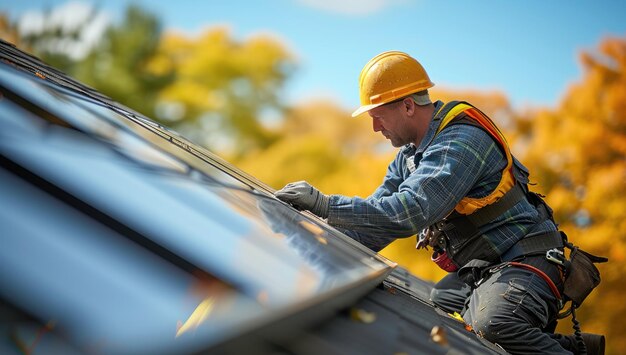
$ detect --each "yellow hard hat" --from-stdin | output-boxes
[352,51,434,117]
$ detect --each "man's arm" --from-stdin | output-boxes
[327,125,505,241]
[333,153,409,251]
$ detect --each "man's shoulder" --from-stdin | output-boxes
[433,122,494,147]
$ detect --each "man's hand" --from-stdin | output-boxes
[275,181,329,218]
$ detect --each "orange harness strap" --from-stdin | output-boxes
[436,102,516,215]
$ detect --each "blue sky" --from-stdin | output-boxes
[3,0,626,111]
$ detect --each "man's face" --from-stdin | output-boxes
[368,100,416,147]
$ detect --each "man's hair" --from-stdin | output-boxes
[410,90,431,106]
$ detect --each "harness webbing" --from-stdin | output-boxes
[434,101,516,215]
[445,183,527,240]
[502,231,564,261]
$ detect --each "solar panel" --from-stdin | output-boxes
[0,58,394,354]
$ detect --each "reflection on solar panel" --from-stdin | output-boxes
[0,40,504,354]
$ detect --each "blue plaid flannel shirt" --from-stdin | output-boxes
[327,101,556,259]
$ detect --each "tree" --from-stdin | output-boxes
[11,2,109,73]
[149,27,295,157]
[0,13,23,48]
[512,36,626,351]
[5,3,172,123]
[73,5,174,121]
[235,99,390,192]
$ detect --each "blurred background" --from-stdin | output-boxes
[1,0,625,351]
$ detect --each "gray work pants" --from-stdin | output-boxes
[430,257,575,354]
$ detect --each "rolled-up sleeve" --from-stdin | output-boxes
[327,124,504,251]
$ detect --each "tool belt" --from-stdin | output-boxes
[426,185,608,308]
[419,183,548,268]
[508,237,607,309]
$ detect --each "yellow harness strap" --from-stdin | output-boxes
[436,102,516,215]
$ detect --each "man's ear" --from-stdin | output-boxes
[403,97,416,116]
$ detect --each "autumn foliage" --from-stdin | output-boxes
[510,37,626,345]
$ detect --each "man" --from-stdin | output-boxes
[275,51,603,354]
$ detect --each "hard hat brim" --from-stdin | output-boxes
[351,103,385,117]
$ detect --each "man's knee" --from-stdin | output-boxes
[430,284,468,314]
[470,319,571,354]
[429,287,447,308]
[470,317,511,343]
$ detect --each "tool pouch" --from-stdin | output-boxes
[563,247,608,306]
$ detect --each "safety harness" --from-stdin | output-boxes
[418,101,564,300]
[423,101,608,354]
[423,101,564,268]
[434,102,516,215]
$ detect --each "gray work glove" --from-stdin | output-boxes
[275,181,329,219]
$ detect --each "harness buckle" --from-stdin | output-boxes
[546,248,566,265]
[416,228,431,250]
[546,248,571,273]
[417,223,449,251]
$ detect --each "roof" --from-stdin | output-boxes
[0,39,505,355]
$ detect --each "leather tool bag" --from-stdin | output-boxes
[563,246,608,306]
